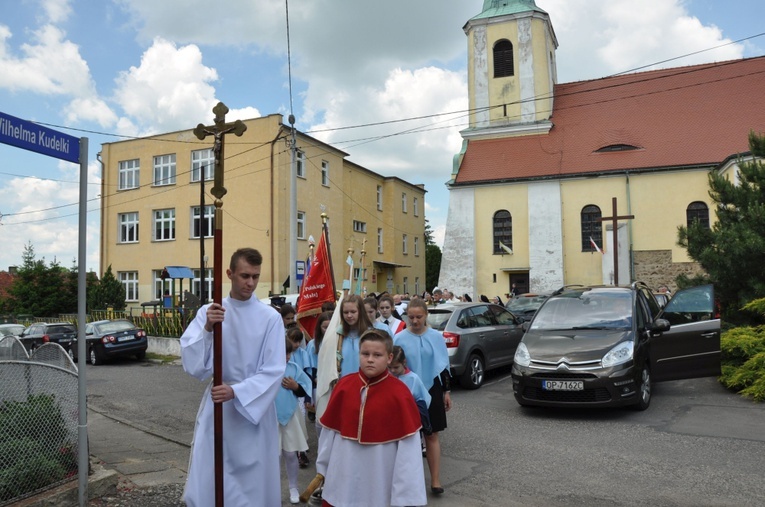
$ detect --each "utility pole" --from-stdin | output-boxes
[289,114,297,294]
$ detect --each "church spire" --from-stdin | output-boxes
[474,0,547,20]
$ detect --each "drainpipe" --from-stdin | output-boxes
[97,151,105,276]
[625,172,635,281]
[269,127,287,295]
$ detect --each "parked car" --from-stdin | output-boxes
[511,283,720,410]
[505,292,551,320]
[427,302,525,389]
[18,322,77,355]
[0,323,25,338]
[73,319,148,365]
[653,292,671,308]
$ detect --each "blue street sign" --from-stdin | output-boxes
[0,111,80,163]
[296,260,306,282]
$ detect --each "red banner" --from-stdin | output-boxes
[297,231,335,336]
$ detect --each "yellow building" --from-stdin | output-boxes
[99,113,425,312]
[440,0,765,298]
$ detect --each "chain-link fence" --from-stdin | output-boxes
[0,338,80,506]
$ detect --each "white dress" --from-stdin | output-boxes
[181,296,286,507]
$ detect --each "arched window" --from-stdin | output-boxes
[493,210,512,254]
[686,201,710,229]
[581,205,602,252]
[493,40,514,78]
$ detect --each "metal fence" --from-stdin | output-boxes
[0,338,80,506]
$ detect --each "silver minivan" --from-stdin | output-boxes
[427,302,525,389]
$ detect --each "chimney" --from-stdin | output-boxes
[8,266,17,276]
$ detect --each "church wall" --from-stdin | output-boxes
[438,187,476,297]
[632,250,704,292]
[528,181,564,291]
[468,25,490,128]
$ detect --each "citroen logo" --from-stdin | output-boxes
[556,362,570,371]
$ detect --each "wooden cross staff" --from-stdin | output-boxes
[193,102,246,507]
[598,197,634,286]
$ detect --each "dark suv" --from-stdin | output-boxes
[511,283,720,410]
[19,323,77,355]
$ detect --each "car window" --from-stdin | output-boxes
[660,285,714,325]
[531,291,632,330]
[455,310,471,329]
[427,311,452,331]
[96,321,136,334]
[490,305,516,325]
[467,305,494,327]
[640,287,661,319]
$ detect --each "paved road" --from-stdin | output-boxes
[84,360,765,506]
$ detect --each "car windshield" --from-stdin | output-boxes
[530,291,633,330]
[506,297,546,311]
[96,321,135,333]
[0,326,24,336]
[427,310,452,331]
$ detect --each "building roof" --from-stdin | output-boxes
[471,0,547,21]
[454,56,765,185]
[0,271,14,300]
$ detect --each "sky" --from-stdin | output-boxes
[0,0,763,274]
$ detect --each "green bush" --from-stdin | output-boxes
[719,326,765,401]
[0,394,75,502]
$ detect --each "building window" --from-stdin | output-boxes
[296,150,305,178]
[402,192,407,213]
[321,160,329,186]
[193,268,213,303]
[191,148,214,182]
[403,233,408,255]
[493,210,512,254]
[154,208,176,241]
[153,270,171,300]
[297,211,306,239]
[118,159,140,190]
[118,271,139,302]
[581,205,603,252]
[413,196,419,217]
[414,236,420,256]
[377,185,383,210]
[378,228,383,254]
[353,267,364,281]
[403,276,408,294]
[118,212,139,243]
[686,201,710,229]
[191,205,214,239]
[493,39,514,78]
[153,154,176,186]
[415,276,420,295]
[353,220,367,233]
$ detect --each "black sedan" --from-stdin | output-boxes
[74,319,148,365]
[511,283,720,410]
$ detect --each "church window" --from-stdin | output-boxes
[686,201,710,229]
[595,144,640,153]
[581,205,603,252]
[493,210,512,254]
[493,40,514,78]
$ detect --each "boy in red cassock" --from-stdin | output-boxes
[316,329,426,507]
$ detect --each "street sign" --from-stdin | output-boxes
[0,111,80,163]
[296,260,305,282]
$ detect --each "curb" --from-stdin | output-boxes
[14,460,118,507]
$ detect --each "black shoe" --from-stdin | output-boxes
[431,486,444,495]
[298,451,309,468]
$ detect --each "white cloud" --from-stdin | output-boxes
[41,0,72,25]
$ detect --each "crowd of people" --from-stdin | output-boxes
[181,246,521,506]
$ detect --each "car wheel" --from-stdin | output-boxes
[632,364,651,411]
[461,353,485,390]
[135,351,146,361]
[89,346,104,366]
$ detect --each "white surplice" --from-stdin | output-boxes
[181,296,286,507]
[316,429,427,507]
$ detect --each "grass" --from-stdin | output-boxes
[145,352,180,364]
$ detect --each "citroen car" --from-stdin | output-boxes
[511,283,720,410]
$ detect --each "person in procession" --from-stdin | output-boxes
[316,329,427,507]
[337,294,373,378]
[277,337,313,504]
[286,326,311,468]
[389,345,432,435]
[377,294,406,337]
[305,311,332,428]
[394,298,452,495]
[181,247,285,507]
[364,296,396,337]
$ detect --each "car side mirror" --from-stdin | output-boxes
[651,318,670,335]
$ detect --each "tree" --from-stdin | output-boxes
[87,266,126,312]
[678,131,765,321]
[423,218,442,293]
[8,243,78,317]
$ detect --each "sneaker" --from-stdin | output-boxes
[290,487,300,504]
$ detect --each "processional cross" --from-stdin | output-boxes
[598,197,634,286]
[192,102,246,507]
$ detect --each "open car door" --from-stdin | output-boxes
[650,284,721,382]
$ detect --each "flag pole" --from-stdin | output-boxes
[321,213,337,297]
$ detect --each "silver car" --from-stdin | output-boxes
[427,302,524,389]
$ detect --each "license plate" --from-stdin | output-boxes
[542,380,584,391]
[117,335,134,342]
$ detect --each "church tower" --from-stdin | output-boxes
[463,0,558,138]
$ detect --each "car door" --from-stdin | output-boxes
[650,285,721,382]
[464,305,502,368]
[20,324,39,351]
[488,304,524,365]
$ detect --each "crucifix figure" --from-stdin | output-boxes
[191,101,247,507]
[598,197,635,286]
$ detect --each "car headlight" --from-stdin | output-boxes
[514,342,531,367]
[601,341,634,368]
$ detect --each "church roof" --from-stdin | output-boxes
[454,56,765,185]
[471,0,547,21]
